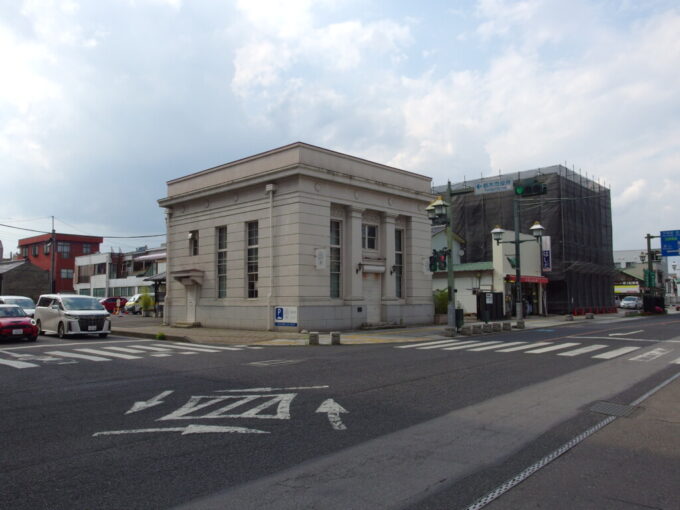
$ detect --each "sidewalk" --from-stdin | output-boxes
[110,310,648,346]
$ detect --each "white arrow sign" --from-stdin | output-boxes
[316,399,348,430]
[125,390,174,414]
[609,330,643,337]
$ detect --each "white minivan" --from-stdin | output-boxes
[34,294,111,338]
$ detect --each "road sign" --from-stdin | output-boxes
[274,306,298,327]
[660,230,680,257]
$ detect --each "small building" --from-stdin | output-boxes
[18,233,103,293]
[0,260,50,301]
[158,142,434,331]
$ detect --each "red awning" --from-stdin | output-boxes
[505,275,549,284]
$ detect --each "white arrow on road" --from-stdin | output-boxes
[125,390,174,414]
[93,424,269,437]
[316,399,348,430]
[609,330,643,336]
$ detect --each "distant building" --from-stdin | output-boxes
[158,142,433,331]
[0,260,50,301]
[434,166,615,314]
[18,234,103,293]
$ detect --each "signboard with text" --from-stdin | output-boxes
[274,306,298,327]
[541,236,552,272]
[660,230,680,257]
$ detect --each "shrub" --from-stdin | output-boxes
[433,289,448,315]
[155,332,166,340]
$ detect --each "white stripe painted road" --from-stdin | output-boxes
[46,350,111,361]
[526,342,580,354]
[558,345,608,357]
[397,339,463,349]
[416,340,467,350]
[628,348,672,362]
[470,341,528,352]
[496,342,552,353]
[158,344,222,353]
[130,345,171,352]
[592,346,641,359]
[0,358,38,368]
[76,348,141,360]
[442,341,483,351]
[190,344,245,351]
[672,357,680,364]
[104,346,147,354]
[466,341,508,351]
[151,354,172,357]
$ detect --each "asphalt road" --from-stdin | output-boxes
[1,315,679,509]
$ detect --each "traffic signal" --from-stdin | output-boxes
[429,250,438,272]
[437,251,447,270]
[514,178,547,196]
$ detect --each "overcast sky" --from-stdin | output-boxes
[1,0,679,260]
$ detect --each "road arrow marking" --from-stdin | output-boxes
[609,330,643,336]
[93,424,269,437]
[125,390,174,414]
[316,399,348,430]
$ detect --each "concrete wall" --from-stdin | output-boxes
[0,263,50,302]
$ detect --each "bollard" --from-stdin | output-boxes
[492,322,501,332]
[330,331,341,345]
[308,332,319,346]
[585,313,594,319]
[502,322,512,331]
[459,325,472,336]
[482,324,493,333]
[515,320,525,329]
[472,324,483,335]
[565,315,574,321]
[444,327,457,338]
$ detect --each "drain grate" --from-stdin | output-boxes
[590,401,638,417]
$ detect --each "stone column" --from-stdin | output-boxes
[346,207,364,301]
[382,214,397,301]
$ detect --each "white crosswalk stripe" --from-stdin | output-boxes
[75,348,142,360]
[46,350,111,361]
[129,345,172,352]
[592,346,641,359]
[558,345,608,357]
[158,343,222,353]
[442,341,483,351]
[416,340,467,350]
[672,357,680,365]
[470,341,527,351]
[397,339,462,349]
[104,346,148,354]
[496,342,552,352]
[526,342,581,354]
[466,341,506,351]
[0,358,39,369]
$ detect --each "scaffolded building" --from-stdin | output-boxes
[433,165,615,314]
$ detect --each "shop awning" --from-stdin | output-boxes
[505,275,549,284]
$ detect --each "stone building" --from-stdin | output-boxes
[158,142,434,331]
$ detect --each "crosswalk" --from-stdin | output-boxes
[396,339,680,365]
[0,342,264,370]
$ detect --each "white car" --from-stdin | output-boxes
[34,294,111,338]
[619,296,642,309]
[0,295,36,317]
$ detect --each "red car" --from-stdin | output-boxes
[0,304,39,342]
[99,297,128,313]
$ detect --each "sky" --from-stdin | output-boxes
[1,0,679,262]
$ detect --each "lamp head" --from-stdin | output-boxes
[491,226,504,243]
[529,221,545,239]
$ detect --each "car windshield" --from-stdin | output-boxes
[3,297,35,309]
[61,296,106,311]
[0,306,27,317]
[622,297,637,302]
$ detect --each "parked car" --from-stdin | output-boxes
[124,293,154,314]
[34,294,111,338]
[0,304,39,342]
[99,297,128,313]
[0,296,36,317]
[620,296,642,309]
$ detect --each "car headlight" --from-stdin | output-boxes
[30,319,37,326]
[64,314,79,320]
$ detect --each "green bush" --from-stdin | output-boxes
[155,332,166,340]
[433,289,448,315]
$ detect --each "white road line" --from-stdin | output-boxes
[558,345,609,357]
[526,343,580,354]
[46,350,111,361]
[103,346,147,354]
[442,341,483,351]
[628,348,673,362]
[416,340,467,350]
[398,339,464,349]
[592,346,641,359]
[179,352,199,355]
[76,348,141,360]
[568,336,658,343]
[609,330,643,336]
[469,341,527,352]
[466,341,507,351]
[190,344,244,351]
[672,357,680,364]
[130,345,171,352]
[496,342,552,353]
[151,353,172,357]
[0,358,39,368]
[155,344,221,353]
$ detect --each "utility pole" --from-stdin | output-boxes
[50,216,56,293]
[513,198,522,320]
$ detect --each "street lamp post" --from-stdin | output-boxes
[491,219,545,321]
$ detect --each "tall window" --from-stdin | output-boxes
[83,244,92,254]
[60,268,74,279]
[189,230,199,256]
[57,242,70,258]
[330,220,342,298]
[216,226,227,298]
[32,245,39,256]
[44,242,50,255]
[362,224,378,250]
[247,221,258,298]
[395,229,404,299]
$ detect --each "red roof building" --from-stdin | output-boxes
[18,233,103,293]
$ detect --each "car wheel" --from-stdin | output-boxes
[27,336,38,342]
[36,320,43,335]
[57,322,66,339]
[99,333,108,338]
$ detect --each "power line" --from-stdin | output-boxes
[0,222,164,239]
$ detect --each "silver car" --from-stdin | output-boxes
[620,296,642,309]
[0,295,36,317]
[34,294,111,338]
